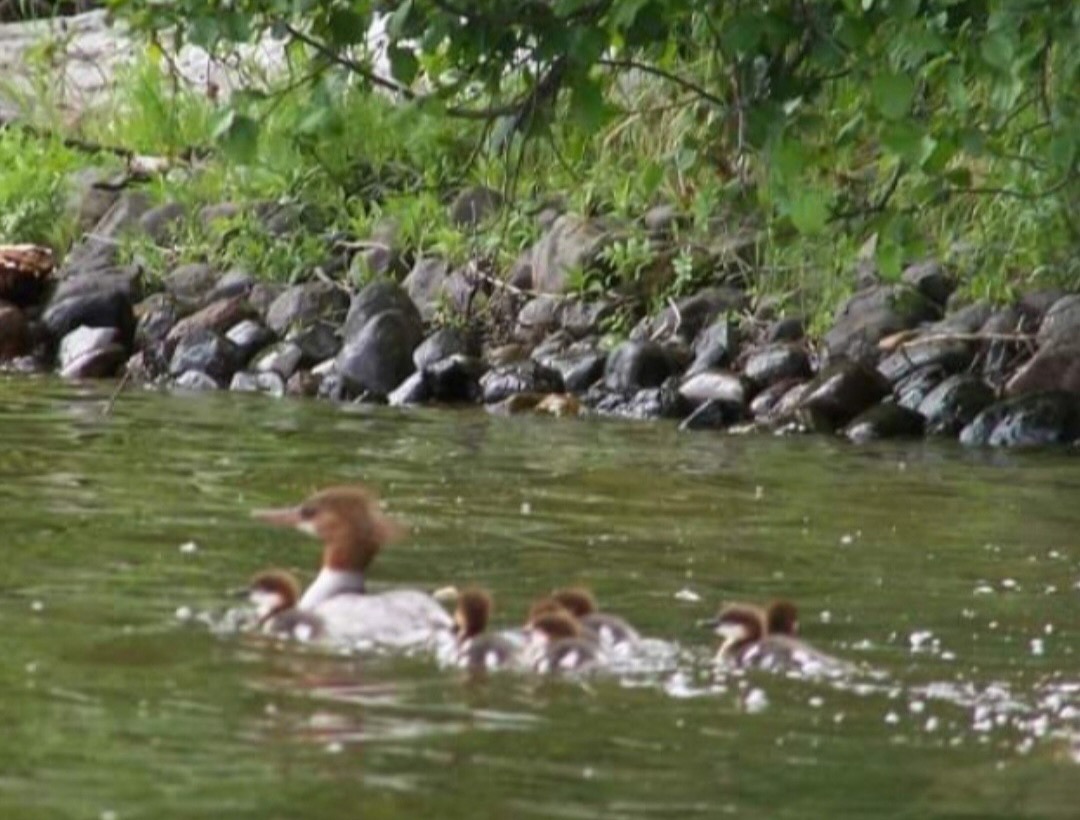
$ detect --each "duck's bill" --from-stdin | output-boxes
[696,616,722,630]
[251,506,303,527]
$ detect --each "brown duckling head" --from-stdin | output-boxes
[530,611,582,643]
[705,604,765,656]
[526,596,568,624]
[252,484,407,574]
[454,587,493,640]
[766,600,799,636]
[247,568,302,624]
[551,587,598,618]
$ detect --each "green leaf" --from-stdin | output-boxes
[388,44,419,85]
[871,72,915,121]
[387,0,414,39]
[608,0,651,28]
[944,167,972,187]
[568,78,615,133]
[722,14,763,54]
[637,161,665,199]
[981,31,1014,72]
[787,188,829,235]
[769,137,809,184]
[920,134,955,173]
[296,104,333,135]
[212,111,259,163]
[875,236,903,278]
[326,9,368,47]
[881,121,923,162]
[1050,132,1078,171]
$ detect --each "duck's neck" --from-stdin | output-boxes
[298,567,366,610]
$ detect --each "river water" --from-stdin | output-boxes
[3,378,1080,818]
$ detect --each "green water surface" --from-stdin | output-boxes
[2,378,1080,819]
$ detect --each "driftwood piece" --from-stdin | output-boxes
[0,244,54,305]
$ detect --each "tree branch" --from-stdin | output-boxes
[598,58,727,109]
[281,23,416,99]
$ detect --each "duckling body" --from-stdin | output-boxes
[527,612,604,674]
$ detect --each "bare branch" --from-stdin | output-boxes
[598,58,728,109]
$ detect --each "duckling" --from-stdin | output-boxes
[551,587,640,648]
[706,602,852,677]
[452,588,521,671]
[527,611,603,674]
[766,599,799,636]
[247,569,325,642]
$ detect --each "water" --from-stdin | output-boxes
[3,378,1080,818]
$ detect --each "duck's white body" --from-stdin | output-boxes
[297,568,451,647]
[312,589,452,647]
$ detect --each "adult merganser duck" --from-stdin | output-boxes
[705,602,853,677]
[246,568,325,642]
[252,485,453,648]
[450,588,521,671]
[549,587,640,648]
[526,611,604,674]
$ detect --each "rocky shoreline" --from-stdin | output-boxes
[3,184,1080,449]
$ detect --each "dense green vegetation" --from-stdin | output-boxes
[2,1,1078,329]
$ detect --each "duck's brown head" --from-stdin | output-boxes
[704,604,764,655]
[551,587,597,618]
[454,587,493,640]
[766,600,799,636]
[252,485,406,573]
[526,596,568,624]
[248,568,302,624]
[530,611,582,643]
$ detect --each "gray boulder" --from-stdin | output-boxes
[960,391,1080,447]
[1036,295,1080,352]
[168,328,241,383]
[449,186,503,229]
[824,284,939,364]
[336,310,421,396]
[798,359,891,431]
[57,326,126,379]
[266,281,349,335]
[480,360,563,403]
[402,257,452,322]
[528,214,615,294]
[343,280,422,341]
[603,340,678,393]
[164,263,218,308]
[843,403,925,443]
[414,327,478,371]
[743,343,812,389]
[43,277,135,344]
[917,375,996,436]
